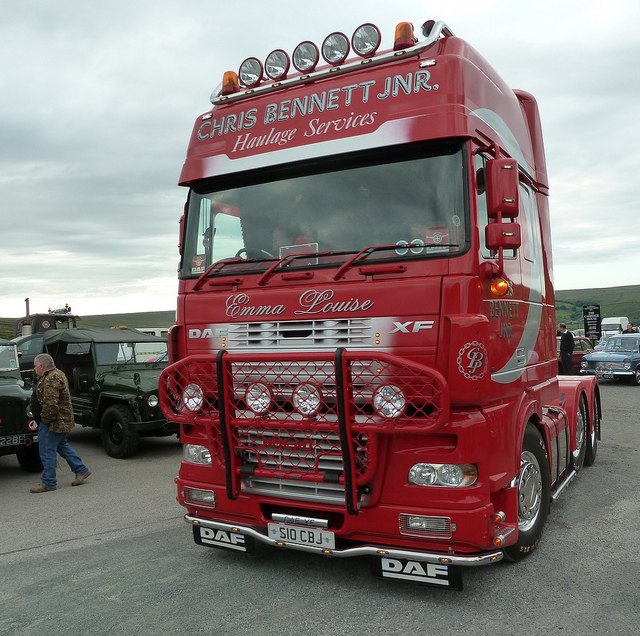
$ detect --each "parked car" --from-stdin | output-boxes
[556,335,595,374]
[43,327,178,457]
[0,339,41,472]
[581,334,640,385]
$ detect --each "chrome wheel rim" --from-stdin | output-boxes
[517,450,542,532]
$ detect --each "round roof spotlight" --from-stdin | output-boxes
[238,57,263,87]
[265,49,290,80]
[352,23,381,57]
[322,32,349,65]
[293,41,319,72]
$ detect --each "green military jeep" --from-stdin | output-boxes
[43,327,178,458]
[0,339,41,472]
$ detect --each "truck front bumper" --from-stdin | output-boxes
[184,513,503,567]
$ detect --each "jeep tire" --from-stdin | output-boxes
[100,404,140,458]
[16,444,43,472]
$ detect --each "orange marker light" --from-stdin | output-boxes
[490,277,510,297]
[394,22,415,50]
[221,71,240,95]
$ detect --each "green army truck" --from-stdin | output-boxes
[0,339,41,472]
[43,328,178,458]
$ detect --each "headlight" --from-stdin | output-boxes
[147,394,159,408]
[183,383,204,412]
[624,359,631,370]
[184,444,212,465]
[292,41,319,72]
[322,32,349,65]
[25,405,33,417]
[408,463,478,487]
[183,487,216,507]
[292,383,321,416]
[581,359,588,369]
[373,384,406,418]
[351,23,381,57]
[265,49,290,80]
[238,57,263,87]
[245,382,271,414]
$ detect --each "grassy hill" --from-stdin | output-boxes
[1,284,638,340]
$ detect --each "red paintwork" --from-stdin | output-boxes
[161,22,599,565]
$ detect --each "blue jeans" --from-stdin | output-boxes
[38,423,89,487]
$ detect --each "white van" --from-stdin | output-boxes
[600,316,630,335]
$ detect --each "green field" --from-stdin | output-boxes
[1,284,638,340]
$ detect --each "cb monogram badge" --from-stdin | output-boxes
[457,341,488,380]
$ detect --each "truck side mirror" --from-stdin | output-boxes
[485,222,521,251]
[486,158,519,218]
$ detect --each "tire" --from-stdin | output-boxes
[100,405,140,458]
[571,395,588,472]
[503,426,551,562]
[631,368,640,386]
[16,444,43,472]
[584,393,600,467]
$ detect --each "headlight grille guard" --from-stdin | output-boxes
[160,349,449,515]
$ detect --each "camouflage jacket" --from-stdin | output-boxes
[36,368,75,433]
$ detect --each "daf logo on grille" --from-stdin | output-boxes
[263,435,313,452]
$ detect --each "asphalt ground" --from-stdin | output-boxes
[1,382,639,636]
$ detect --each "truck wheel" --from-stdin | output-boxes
[16,444,43,472]
[584,395,600,467]
[503,426,550,562]
[571,395,588,472]
[100,405,140,458]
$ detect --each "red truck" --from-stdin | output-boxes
[160,19,601,589]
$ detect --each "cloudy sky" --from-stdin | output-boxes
[2,0,639,317]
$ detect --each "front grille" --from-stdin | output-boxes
[595,361,626,371]
[0,402,25,436]
[227,318,372,349]
[242,475,346,504]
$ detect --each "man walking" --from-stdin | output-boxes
[558,323,575,375]
[29,353,91,493]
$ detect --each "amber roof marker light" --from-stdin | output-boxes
[393,22,416,51]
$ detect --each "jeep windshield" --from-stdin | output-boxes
[95,341,168,365]
[0,344,19,372]
[180,141,469,278]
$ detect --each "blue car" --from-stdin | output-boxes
[581,334,640,385]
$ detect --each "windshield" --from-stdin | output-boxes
[180,143,468,277]
[0,345,19,371]
[603,337,640,353]
[95,341,168,365]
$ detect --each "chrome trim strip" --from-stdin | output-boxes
[185,514,503,567]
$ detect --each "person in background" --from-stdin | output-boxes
[622,323,638,334]
[29,353,91,493]
[558,323,574,375]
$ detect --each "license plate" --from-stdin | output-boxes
[0,434,27,447]
[268,523,335,549]
[373,556,463,590]
[597,372,614,379]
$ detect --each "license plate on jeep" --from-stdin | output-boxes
[268,523,335,549]
[0,434,27,447]
[372,556,463,590]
